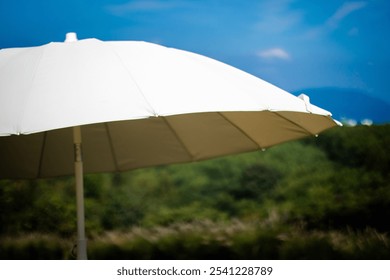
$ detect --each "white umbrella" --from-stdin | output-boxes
[0,33,340,259]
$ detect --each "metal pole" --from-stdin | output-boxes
[73,126,87,260]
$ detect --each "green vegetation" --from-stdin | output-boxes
[1,124,389,259]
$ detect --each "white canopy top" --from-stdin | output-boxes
[0,36,332,136]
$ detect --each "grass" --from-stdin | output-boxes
[1,220,389,260]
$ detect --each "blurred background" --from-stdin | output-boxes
[0,0,389,259]
[1,126,389,259]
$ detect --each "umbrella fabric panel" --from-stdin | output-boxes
[1,129,76,179]
[221,111,337,147]
[0,47,46,135]
[0,132,45,178]
[220,111,312,148]
[103,118,194,170]
[274,111,338,135]
[110,41,307,115]
[0,40,156,135]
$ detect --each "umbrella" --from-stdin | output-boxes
[0,33,340,259]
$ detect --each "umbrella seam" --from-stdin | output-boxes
[272,111,315,136]
[107,44,158,117]
[161,116,196,161]
[17,47,46,134]
[217,112,265,150]
[104,123,120,172]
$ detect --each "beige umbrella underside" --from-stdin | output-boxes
[0,110,335,179]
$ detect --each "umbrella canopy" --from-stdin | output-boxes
[0,33,340,259]
[0,33,339,178]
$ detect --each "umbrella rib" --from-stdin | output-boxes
[272,111,315,136]
[37,131,47,178]
[104,123,120,172]
[217,112,265,150]
[161,116,195,161]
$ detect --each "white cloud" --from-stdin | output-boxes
[257,48,290,60]
[326,1,367,28]
[303,1,367,40]
[255,0,303,34]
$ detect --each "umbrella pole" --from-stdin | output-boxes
[73,126,87,260]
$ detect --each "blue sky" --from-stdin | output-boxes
[1,0,390,104]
